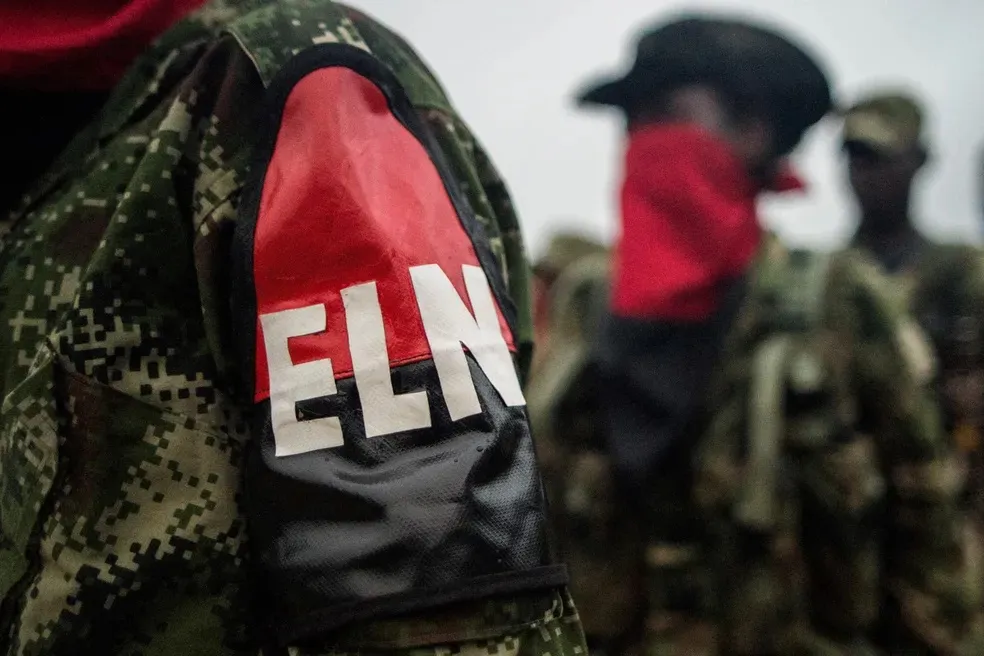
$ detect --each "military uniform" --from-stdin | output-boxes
[693,239,968,655]
[903,244,984,649]
[845,93,984,651]
[530,233,970,654]
[0,2,585,654]
[568,15,969,654]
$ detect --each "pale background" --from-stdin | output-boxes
[354,0,984,256]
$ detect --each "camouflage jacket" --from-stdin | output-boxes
[859,241,984,644]
[0,2,582,655]
[537,237,965,655]
[889,243,984,498]
[692,239,970,655]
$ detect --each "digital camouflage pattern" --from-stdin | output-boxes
[864,241,984,651]
[0,2,582,654]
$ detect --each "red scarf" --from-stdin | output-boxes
[0,0,207,90]
[612,123,804,321]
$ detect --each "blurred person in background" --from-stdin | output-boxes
[575,14,970,654]
[530,231,608,376]
[845,91,984,648]
[0,1,587,654]
[526,239,646,656]
[847,93,934,274]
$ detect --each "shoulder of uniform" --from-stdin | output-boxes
[823,247,895,306]
[962,246,984,298]
[339,5,453,110]
[218,0,453,113]
[829,247,937,383]
[220,0,369,85]
[923,240,979,259]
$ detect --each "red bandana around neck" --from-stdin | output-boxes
[612,123,805,321]
[0,0,208,90]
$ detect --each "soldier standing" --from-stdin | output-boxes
[575,16,970,654]
[846,93,934,274]
[844,91,984,649]
[0,2,587,654]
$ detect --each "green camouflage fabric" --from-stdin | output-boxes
[859,241,984,652]
[640,238,969,655]
[526,254,644,652]
[0,2,584,654]
[529,233,607,380]
[531,233,609,281]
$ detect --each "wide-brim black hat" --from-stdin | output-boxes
[577,17,715,108]
[576,15,832,149]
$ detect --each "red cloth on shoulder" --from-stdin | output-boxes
[0,0,207,90]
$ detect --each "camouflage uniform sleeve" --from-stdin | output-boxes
[827,251,970,653]
[0,2,579,653]
[211,5,584,656]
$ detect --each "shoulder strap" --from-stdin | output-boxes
[734,334,791,529]
[732,248,834,530]
[770,248,833,332]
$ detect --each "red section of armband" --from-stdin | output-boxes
[251,66,514,402]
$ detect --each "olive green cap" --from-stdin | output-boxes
[842,91,925,155]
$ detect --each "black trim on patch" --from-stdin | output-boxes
[247,357,561,646]
[285,566,568,647]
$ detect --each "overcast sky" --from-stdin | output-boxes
[355,0,984,256]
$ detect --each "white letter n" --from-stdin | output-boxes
[260,305,343,457]
[409,264,526,420]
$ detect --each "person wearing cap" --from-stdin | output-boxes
[846,93,934,272]
[846,91,984,649]
[576,15,969,654]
